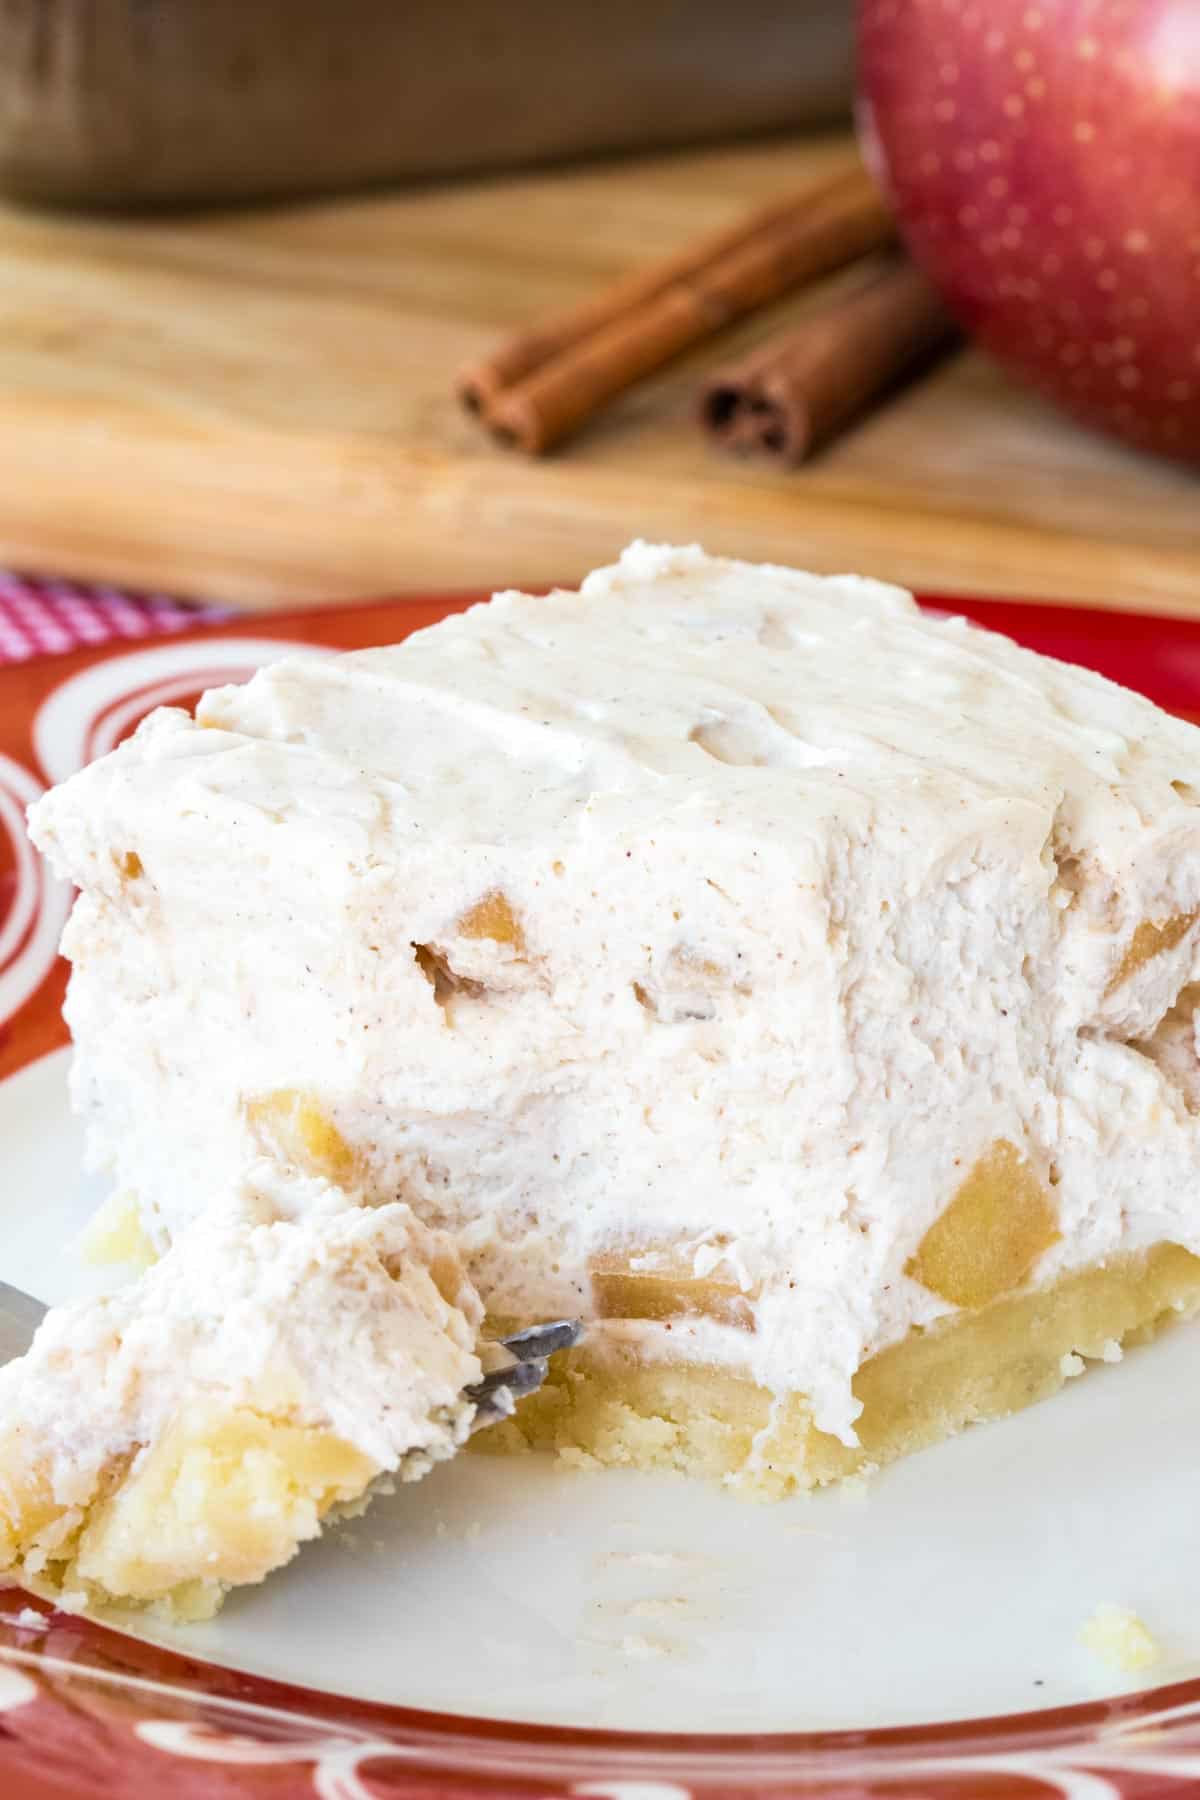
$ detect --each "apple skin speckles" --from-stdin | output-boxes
[858,0,1200,463]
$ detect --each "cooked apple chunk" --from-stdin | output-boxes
[591,1245,756,1330]
[906,1140,1060,1310]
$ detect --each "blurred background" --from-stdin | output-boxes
[0,0,1194,622]
[0,0,854,204]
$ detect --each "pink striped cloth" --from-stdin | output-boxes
[0,571,230,665]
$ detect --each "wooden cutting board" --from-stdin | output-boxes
[0,131,1196,613]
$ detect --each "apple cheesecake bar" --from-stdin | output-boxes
[26,541,1200,1497]
[0,1173,483,1617]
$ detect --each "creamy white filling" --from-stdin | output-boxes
[0,1170,484,1502]
[27,543,1200,1446]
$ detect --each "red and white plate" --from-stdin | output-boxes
[5,593,1200,1800]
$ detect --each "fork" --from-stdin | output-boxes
[464,1318,582,1424]
[0,1279,581,1435]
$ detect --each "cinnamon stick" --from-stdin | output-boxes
[456,181,852,417]
[701,259,958,465]
[460,164,896,455]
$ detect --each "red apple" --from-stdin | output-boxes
[857,0,1200,463]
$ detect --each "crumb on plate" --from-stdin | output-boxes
[1079,1603,1160,1672]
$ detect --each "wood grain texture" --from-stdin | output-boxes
[0,133,1195,612]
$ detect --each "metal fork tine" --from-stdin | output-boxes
[464,1320,582,1433]
[499,1319,582,1361]
[466,1356,548,1407]
[0,1280,48,1369]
